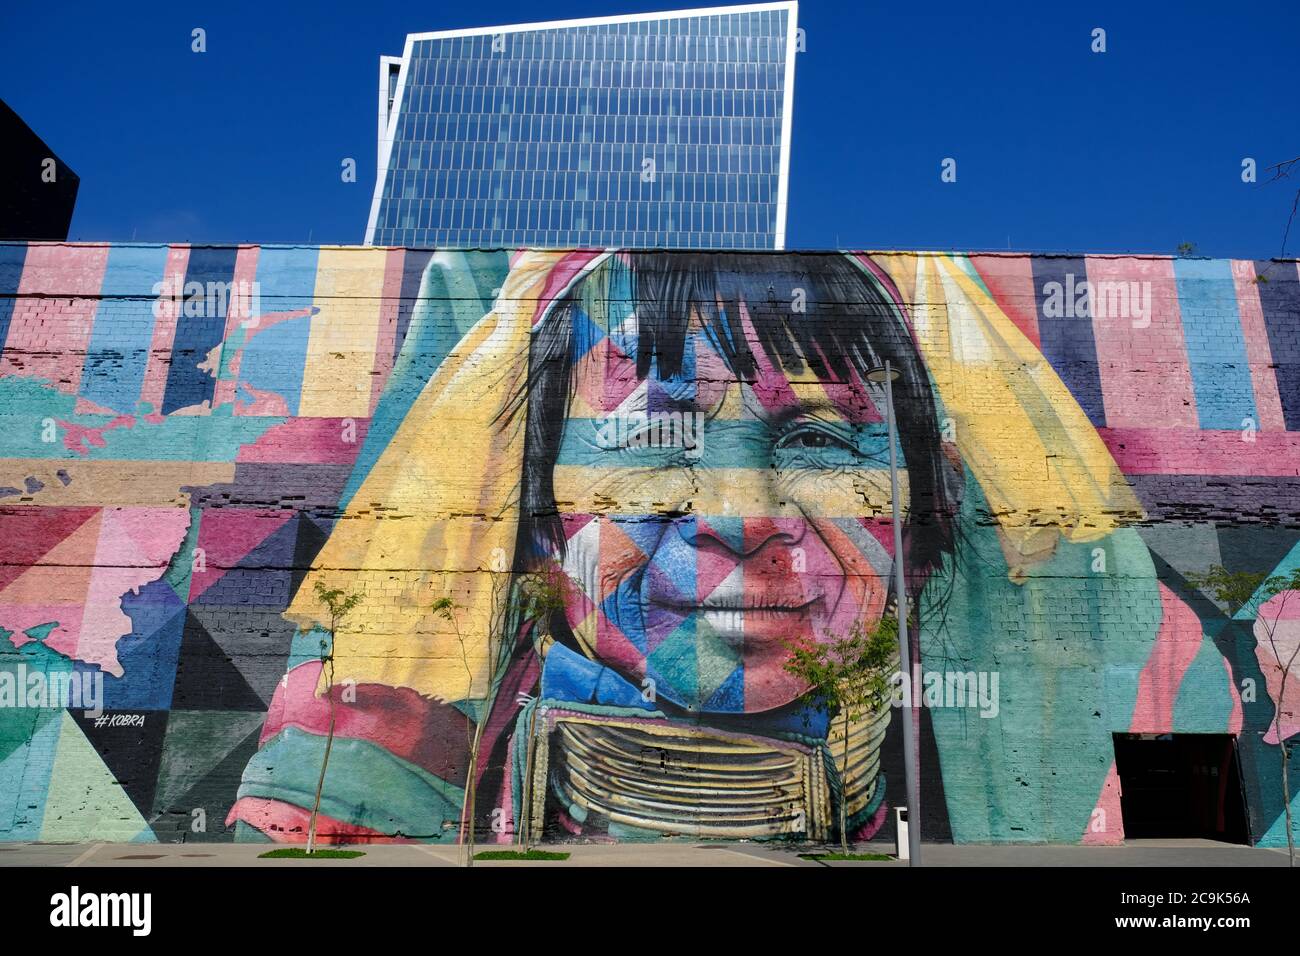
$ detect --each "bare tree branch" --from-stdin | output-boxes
[1258,155,1300,267]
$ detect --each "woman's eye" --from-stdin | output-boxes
[779,428,857,454]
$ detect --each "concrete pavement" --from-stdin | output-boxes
[0,838,1290,867]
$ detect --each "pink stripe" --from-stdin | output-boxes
[851,798,891,842]
[139,245,190,414]
[1259,589,1300,621]
[225,796,405,844]
[236,417,370,464]
[259,660,472,784]
[1098,427,1300,475]
[0,296,42,363]
[492,734,518,844]
[970,254,1040,348]
[739,301,801,415]
[1227,666,1244,736]
[4,244,110,394]
[1231,260,1286,432]
[211,246,260,408]
[369,248,405,413]
[530,251,607,329]
[1130,584,1205,733]
[1087,256,1197,428]
[13,242,108,295]
[1081,762,1124,844]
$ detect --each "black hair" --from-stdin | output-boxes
[512,252,962,599]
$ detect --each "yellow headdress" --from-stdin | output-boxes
[289,250,1140,702]
[865,253,1142,560]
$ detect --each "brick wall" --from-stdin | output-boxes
[0,243,1296,847]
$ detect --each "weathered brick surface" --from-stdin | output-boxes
[0,243,1297,847]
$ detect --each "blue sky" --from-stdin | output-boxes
[2,0,1296,256]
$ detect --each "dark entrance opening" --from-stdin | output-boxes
[1112,733,1250,843]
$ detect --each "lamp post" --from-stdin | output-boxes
[866,360,921,866]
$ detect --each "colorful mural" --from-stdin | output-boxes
[1,241,1298,847]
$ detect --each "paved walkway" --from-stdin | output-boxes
[0,838,1289,867]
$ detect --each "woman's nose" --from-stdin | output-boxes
[676,515,805,556]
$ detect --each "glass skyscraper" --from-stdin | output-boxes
[366,3,797,249]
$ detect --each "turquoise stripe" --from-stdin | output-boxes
[923,474,1161,842]
[0,377,280,460]
[237,725,465,841]
[338,251,508,510]
[1172,639,1237,732]
[1174,258,1257,430]
[556,417,896,470]
[80,245,171,413]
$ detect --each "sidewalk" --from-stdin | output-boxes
[0,838,1289,867]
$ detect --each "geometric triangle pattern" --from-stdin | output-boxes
[9,243,1300,854]
[0,505,99,592]
[169,611,276,712]
[149,711,266,842]
[192,515,297,608]
[189,509,295,603]
[69,707,170,825]
[185,604,298,708]
[39,713,154,843]
[86,580,187,711]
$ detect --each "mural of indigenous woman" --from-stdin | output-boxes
[3,242,1296,847]
[225,247,1195,846]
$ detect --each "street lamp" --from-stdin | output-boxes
[866,360,921,866]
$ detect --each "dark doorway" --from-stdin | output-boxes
[1112,733,1250,843]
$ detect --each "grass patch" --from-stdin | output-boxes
[800,852,894,862]
[473,849,570,861]
[258,848,366,859]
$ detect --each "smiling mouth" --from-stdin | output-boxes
[647,597,822,644]
[649,597,820,613]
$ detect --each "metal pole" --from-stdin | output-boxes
[884,360,921,865]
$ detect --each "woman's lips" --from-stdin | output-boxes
[649,596,819,609]
[646,596,823,646]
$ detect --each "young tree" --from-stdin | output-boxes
[1189,565,1300,867]
[511,568,567,851]
[429,568,565,865]
[783,616,900,854]
[429,594,481,867]
[306,580,362,855]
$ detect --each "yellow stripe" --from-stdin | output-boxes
[298,247,387,418]
[915,256,1142,553]
[291,251,572,701]
[553,465,902,518]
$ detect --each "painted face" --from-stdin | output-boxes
[548,284,910,714]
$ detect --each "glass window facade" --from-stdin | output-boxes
[367,4,795,249]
